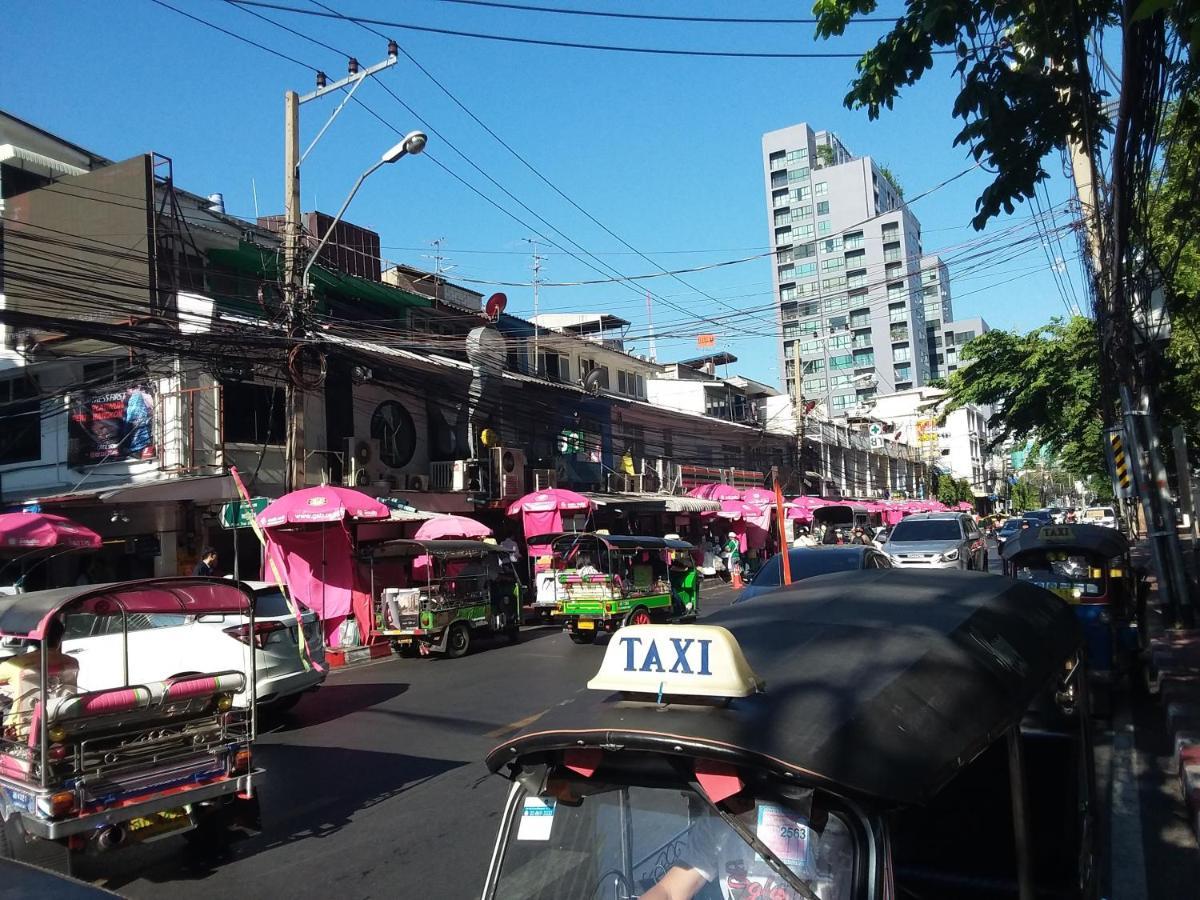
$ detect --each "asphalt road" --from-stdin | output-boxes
[83,554,1200,898]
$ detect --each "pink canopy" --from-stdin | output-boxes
[507,489,594,554]
[414,515,492,541]
[686,483,741,501]
[0,513,101,551]
[257,485,390,528]
[717,499,762,520]
[740,487,776,506]
[956,501,975,512]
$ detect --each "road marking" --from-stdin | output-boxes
[485,708,550,739]
[1111,700,1148,900]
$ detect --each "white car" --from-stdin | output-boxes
[62,581,326,710]
[1081,506,1119,529]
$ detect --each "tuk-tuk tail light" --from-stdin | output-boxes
[38,790,76,818]
[48,743,67,762]
[1111,568,1124,578]
[230,748,252,774]
[216,693,234,712]
[47,725,67,743]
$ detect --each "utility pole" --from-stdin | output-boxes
[283,90,304,492]
[644,290,657,362]
[280,46,398,493]
[528,240,542,374]
[792,352,806,496]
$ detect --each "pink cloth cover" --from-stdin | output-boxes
[266,525,357,646]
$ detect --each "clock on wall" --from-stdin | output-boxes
[370,400,416,468]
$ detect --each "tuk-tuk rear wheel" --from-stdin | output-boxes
[446,623,471,658]
[0,811,71,874]
[627,607,652,627]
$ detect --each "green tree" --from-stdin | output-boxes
[955,479,975,505]
[814,1,1199,230]
[1009,479,1040,512]
[936,474,958,505]
[943,317,1107,481]
[877,164,905,199]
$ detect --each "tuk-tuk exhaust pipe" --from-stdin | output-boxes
[96,824,126,851]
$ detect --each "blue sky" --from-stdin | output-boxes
[1,0,1091,387]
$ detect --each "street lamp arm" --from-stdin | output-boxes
[301,159,384,290]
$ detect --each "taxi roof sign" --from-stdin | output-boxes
[587,624,764,699]
[1038,525,1077,542]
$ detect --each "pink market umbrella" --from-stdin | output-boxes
[740,487,776,506]
[257,485,390,528]
[687,483,741,501]
[717,499,762,520]
[414,515,492,541]
[506,488,593,516]
[0,513,101,551]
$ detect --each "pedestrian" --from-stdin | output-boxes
[724,532,743,589]
[192,548,218,577]
[849,527,870,546]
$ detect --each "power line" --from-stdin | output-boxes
[424,0,898,26]
[225,0,955,59]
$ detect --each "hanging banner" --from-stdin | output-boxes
[697,333,716,348]
[916,418,938,443]
[68,384,157,466]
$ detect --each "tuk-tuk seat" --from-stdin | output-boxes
[558,573,612,586]
[162,670,245,702]
[47,684,153,723]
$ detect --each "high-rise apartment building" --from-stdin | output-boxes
[761,123,931,417]
[919,255,954,379]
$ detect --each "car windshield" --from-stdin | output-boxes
[1014,551,1105,600]
[752,550,863,587]
[888,520,963,542]
[998,521,1022,534]
[492,782,854,900]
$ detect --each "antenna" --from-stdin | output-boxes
[527,238,542,374]
[251,178,260,218]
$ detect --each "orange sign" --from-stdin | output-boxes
[697,333,716,348]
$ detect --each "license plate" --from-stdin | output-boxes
[578,620,595,630]
[127,807,194,842]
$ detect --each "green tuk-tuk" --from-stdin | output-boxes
[531,533,700,645]
[360,539,522,658]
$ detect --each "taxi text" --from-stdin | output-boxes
[618,635,712,675]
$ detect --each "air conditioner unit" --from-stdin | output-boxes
[450,459,472,491]
[491,446,527,500]
[406,473,430,492]
[532,468,557,491]
[344,437,382,488]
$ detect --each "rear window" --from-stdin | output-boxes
[751,550,862,587]
[1083,508,1115,520]
[254,590,295,617]
[888,520,964,542]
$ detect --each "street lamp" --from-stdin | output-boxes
[302,130,427,289]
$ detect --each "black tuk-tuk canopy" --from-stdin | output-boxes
[527,532,694,551]
[1000,523,1130,563]
[0,577,256,640]
[359,539,511,560]
[487,570,1080,807]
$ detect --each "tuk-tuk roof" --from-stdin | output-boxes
[486,570,1080,807]
[528,532,694,551]
[1000,523,1130,562]
[359,538,510,560]
[0,577,257,640]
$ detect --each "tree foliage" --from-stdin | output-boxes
[877,164,905,198]
[1009,478,1040,511]
[942,317,1107,480]
[814,0,1117,229]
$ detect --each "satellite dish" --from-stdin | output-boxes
[581,368,604,396]
[484,292,508,321]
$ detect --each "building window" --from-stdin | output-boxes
[816,200,830,216]
[846,271,867,289]
[889,322,909,341]
[828,314,848,331]
[955,330,976,344]
[821,276,846,292]
[796,242,816,259]
[772,189,790,209]
[887,283,907,302]
[800,337,822,354]
[539,351,570,382]
[883,241,902,263]
[829,354,854,370]
[793,205,813,220]
[779,285,796,303]
[787,148,809,164]
[885,262,903,280]
[769,150,786,169]
[829,374,853,388]
[776,247,794,265]
[821,257,844,271]
[822,237,842,253]
[843,230,864,249]
[814,182,828,196]
[222,381,285,445]
[844,248,866,265]
[828,334,850,350]
[793,185,812,202]
[795,223,815,239]
[798,319,820,336]
[788,167,810,183]
[796,281,819,297]
[797,300,821,317]
[832,395,855,411]
[888,302,906,323]
[817,220,832,235]
[775,227,792,246]
[802,359,825,374]
[881,221,899,238]
[0,377,41,464]
[893,343,911,363]
[852,350,874,367]
[778,264,795,280]
[802,376,826,394]
[796,262,817,276]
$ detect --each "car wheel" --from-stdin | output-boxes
[445,622,471,659]
[626,607,653,627]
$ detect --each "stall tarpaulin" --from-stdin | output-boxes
[506,489,593,557]
[265,526,357,646]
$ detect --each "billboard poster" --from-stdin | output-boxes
[69,385,156,466]
[916,418,938,443]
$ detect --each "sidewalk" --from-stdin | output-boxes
[1134,535,1200,841]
